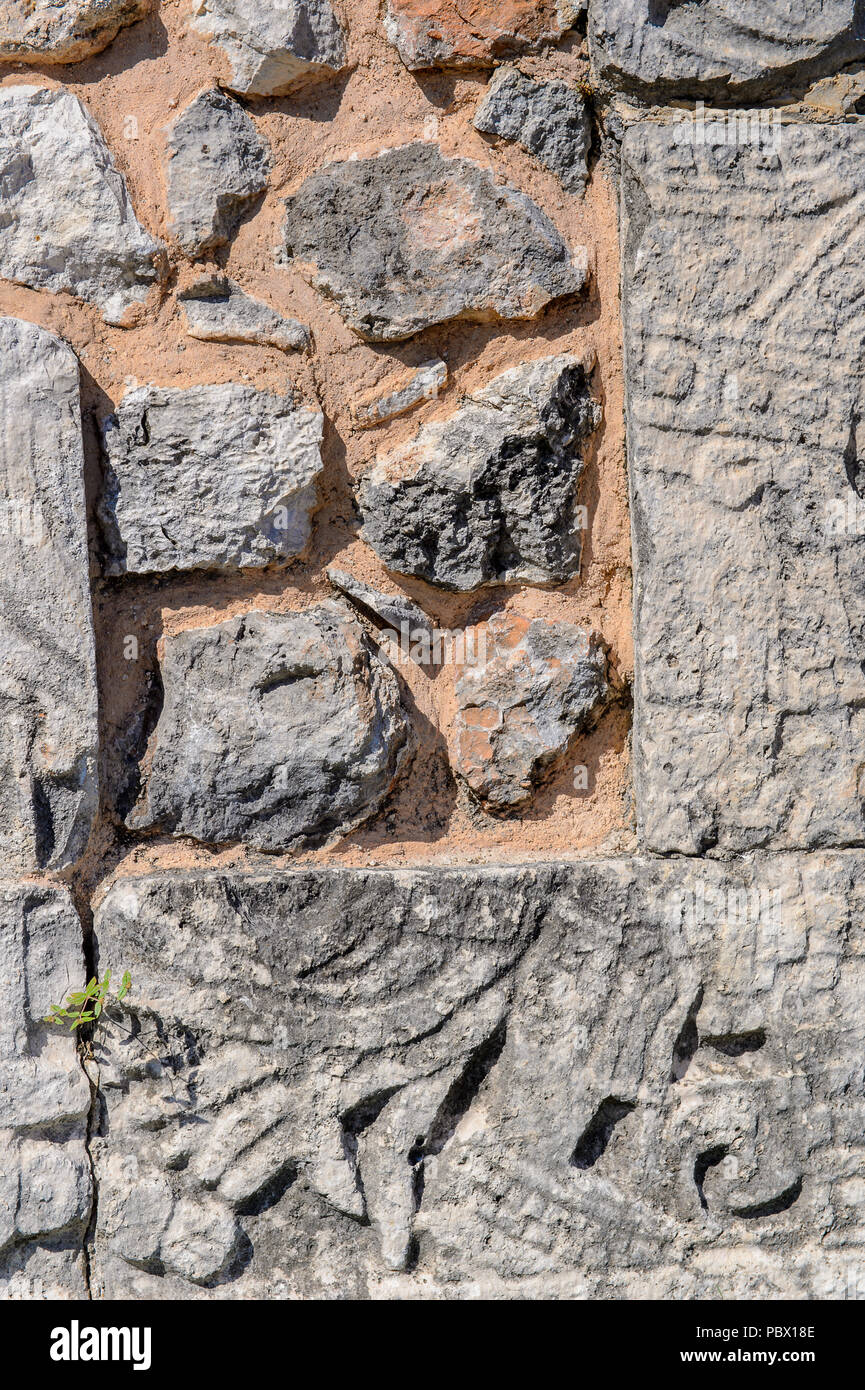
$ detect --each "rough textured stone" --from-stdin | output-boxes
[359,354,599,590]
[283,143,588,341]
[385,0,582,71]
[165,89,270,258]
[623,122,865,855]
[179,276,310,352]
[128,604,411,851]
[0,0,151,64]
[191,0,347,97]
[454,612,608,810]
[89,856,865,1297]
[353,359,447,428]
[0,882,91,1299]
[590,1,865,99]
[0,318,98,874]
[326,568,433,640]
[0,85,162,324]
[99,384,324,575]
[474,67,591,194]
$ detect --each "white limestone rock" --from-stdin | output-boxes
[191,0,348,97]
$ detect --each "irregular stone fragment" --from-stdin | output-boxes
[89,855,865,1297]
[0,882,91,1298]
[165,89,269,258]
[179,275,310,352]
[353,359,447,428]
[454,612,608,810]
[590,1,865,98]
[622,122,865,854]
[359,354,599,590]
[385,0,581,71]
[474,67,591,194]
[191,0,347,97]
[0,318,98,873]
[0,86,162,323]
[283,143,587,341]
[129,604,411,851]
[99,384,324,575]
[0,0,151,63]
[326,567,434,640]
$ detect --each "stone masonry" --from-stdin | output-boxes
[0,0,863,1304]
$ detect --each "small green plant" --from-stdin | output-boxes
[44,969,132,1031]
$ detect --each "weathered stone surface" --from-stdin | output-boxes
[359,354,599,590]
[0,318,98,873]
[353,359,447,428]
[89,855,865,1297]
[385,0,581,71]
[590,1,865,98]
[99,384,324,575]
[0,882,91,1299]
[0,0,151,64]
[128,604,411,851]
[0,86,162,324]
[326,568,433,640]
[283,143,587,341]
[623,122,865,854]
[474,67,591,194]
[179,275,310,353]
[454,612,608,810]
[165,89,269,258]
[191,0,347,97]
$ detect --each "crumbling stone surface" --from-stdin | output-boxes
[623,121,865,855]
[0,0,151,64]
[385,0,582,71]
[179,276,310,352]
[283,143,588,341]
[0,85,162,323]
[474,67,591,194]
[0,882,91,1299]
[359,354,599,589]
[454,612,608,811]
[128,604,411,851]
[191,0,348,97]
[590,0,865,99]
[99,383,324,575]
[0,318,98,874]
[88,855,865,1298]
[165,89,270,258]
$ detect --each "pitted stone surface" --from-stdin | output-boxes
[129,604,411,851]
[88,856,865,1298]
[0,85,162,323]
[99,383,324,575]
[283,143,587,341]
[474,67,591,194]
[454,612,608,811]
[0,318,98,874]
[385,0,581,71]
[359,354,599,589]
[179,276,310,352]
[0,882,91,1299]
[165,89,270,258]
[623,121,865,855]
[590,1,865,98]
[192,0,347,97]
[0,0,151,63]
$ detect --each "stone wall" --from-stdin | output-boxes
[0,0,863,1301]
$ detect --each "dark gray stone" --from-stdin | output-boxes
[283,143,588,341]
[165,89,270,258]
[474,66,591,193]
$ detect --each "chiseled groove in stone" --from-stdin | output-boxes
[622,120,865,855]
[88,855,865,1298]
[0,317,98,873]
